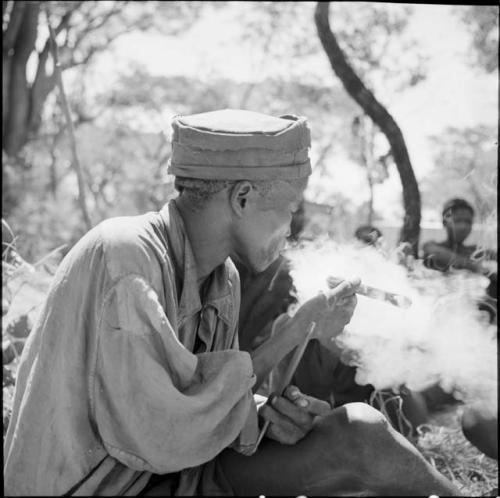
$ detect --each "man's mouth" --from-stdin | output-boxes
[277,238,288,255]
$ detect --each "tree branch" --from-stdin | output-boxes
[314,1,421,254]
[70,4,125,53]
[28,0,84,134]
[28,40,54,134]
[45,5,92,230]
[3,1,26,53]
[3,1,39,154]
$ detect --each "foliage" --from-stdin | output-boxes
[329,3,428,96]
[233,2,428,95]
[349,115,391,224]
[421,125,498,223]
[2,0,212,156]
[3,121,176,263]
[2,219,63,438]
[3,2,433,248]
[456,5,499,73]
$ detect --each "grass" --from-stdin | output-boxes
[416,405,498,496]
[368,389,497,496]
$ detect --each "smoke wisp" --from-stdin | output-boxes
[286,239,497,415]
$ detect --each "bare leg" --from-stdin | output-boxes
[461,406,498,460]
[218,402,462,496]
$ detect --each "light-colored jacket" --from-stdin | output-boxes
[4,201,258,495]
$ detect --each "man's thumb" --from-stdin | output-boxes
[326,277,361,303]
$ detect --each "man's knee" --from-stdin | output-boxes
[461,407,498,460]
[317,402,392,457]
[308,403,393,489]
[343,402,389,428]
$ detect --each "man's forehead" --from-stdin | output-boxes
[447,208,473,219]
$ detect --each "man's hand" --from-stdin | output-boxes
[289,278,360,342]
[259,385,331,445]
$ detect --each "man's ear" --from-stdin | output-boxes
[230,181,254,217]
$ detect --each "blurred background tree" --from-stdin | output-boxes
[1,1,497,262]
[315,1,422,255]
[456,5,499,74]
[421,125,497,222]
[2,0,208,156]
[2,0,213,258]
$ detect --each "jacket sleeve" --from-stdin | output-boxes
[91,274,257,473]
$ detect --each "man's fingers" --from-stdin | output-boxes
[259,404,306,445]
[327,276,361,290]
[266,419,304,445]
[283,385,302,401]
[325,278,360,307]
[284,385,332,417]
[300,395,331,416]
[270,395,313,428]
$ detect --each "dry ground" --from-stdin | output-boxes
[416,405,498,496]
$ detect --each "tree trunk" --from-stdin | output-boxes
[366,121,375,226]
[46,12,92,230]
[367,176,374,226]
[3,1,40,156]
[314,2,421,255]
[3,1,27,135]
[28,41,57,135]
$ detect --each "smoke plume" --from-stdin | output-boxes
[286,239,497,415]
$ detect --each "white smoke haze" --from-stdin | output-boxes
[285,238,497,415]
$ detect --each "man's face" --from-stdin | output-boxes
[443,208,473,244]
[231,182,305,273]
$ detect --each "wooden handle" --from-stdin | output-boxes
[253,322,316,451]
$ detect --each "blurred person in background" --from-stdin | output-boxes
[421,197,497,460]
[354,224,383,247]
[422,197,497,314]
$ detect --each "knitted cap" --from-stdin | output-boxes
[167,109,311,180]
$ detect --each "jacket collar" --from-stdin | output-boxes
[159,201,233,325]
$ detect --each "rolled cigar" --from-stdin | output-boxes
[253,322,316,451]
[327,276,412,308]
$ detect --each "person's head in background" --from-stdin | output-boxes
[354,225,383,247]
[442,198,474,245]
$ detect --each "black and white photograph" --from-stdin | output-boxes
[2,1,498,496]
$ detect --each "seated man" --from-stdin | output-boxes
[4,110,460,496]
[354,224,383,247]
[422,197,497,314]
[422,197,497,459]
[461,404,498,460]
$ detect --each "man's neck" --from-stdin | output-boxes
[447,239,461,247]
[446,238,466,249]
[174,196,231,286]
